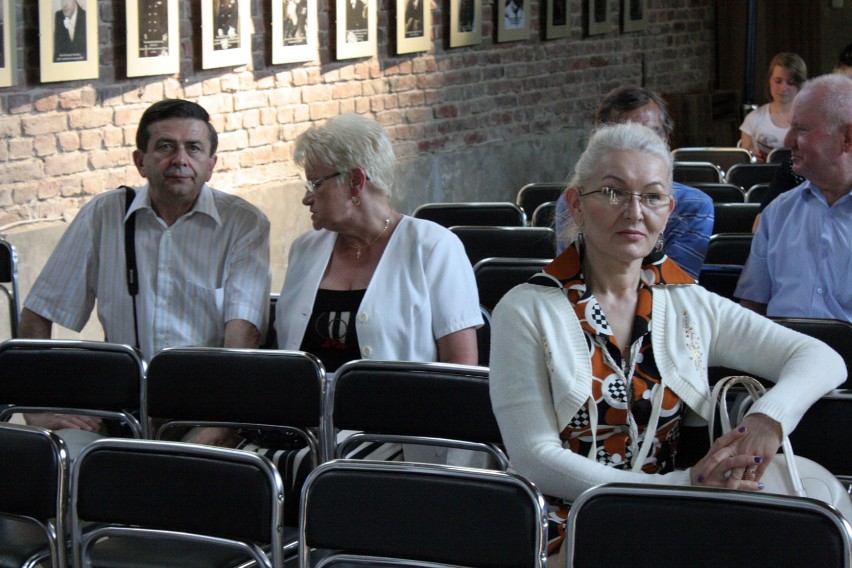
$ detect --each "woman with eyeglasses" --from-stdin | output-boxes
[489,123,844,563]
[276,113,481,371]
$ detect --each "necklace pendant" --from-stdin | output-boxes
[355,249,362,259]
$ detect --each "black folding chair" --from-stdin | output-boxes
[530,200,557,227]
[672,147,754,172]
[697,264,743,301]
[703,233,753,265]
[473,257,550,312]
[145,347,326,529]
[712,203,760,234]
[726,162,781,190]
[0,423,70,568]
[745,182,771,204]
[323,359,508,469]
[299,460,548,568]
[673,161,724,184]
[0,339,147,441]
[450,226,555,266]
[70,438,286,568]
[691,183,745,203]
[565,483,852,568]
[0,238,20,338]
[767,147,792,164]
[771,317,852,390]
[516,182,564,218]
[412,202,527,228]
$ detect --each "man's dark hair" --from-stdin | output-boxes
[595,85,674,141]
[135,99,219,155]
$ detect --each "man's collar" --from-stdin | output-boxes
[126,183,223,226]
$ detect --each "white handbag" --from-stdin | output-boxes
[709,375,852,521]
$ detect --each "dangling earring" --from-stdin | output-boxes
[352,196,361,206]
[654,234,664,252]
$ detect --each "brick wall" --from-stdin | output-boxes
[0,0,716,227]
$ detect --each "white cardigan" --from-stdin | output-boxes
[276,216,482,362]
[489,278,845,501]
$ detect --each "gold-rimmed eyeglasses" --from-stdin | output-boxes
[580,186,673,209]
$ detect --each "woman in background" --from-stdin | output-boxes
[740,52,807,162]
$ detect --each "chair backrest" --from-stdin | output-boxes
[0,423,69,568]
[323,360,506,467]
[766,147,792,164]
[787,392,852,484]
[0,339,146,437]
[691,182,745,203]
[672,147,754,172]
[697,264,743,301]
[712,203,760,234]
[703,233,753,265]
[450,226,556,266]
[565,483,852,568]
[260,293,279,349]
[771,317,852,389]
[299,460,548,568]
[145,347,325,455]
[0,238,21,338]
[473,257,550,312]
[477,305,491,367]
[530,200,557,227]
[516,182,564,217]
[745,182,771,204]
[726,162,781,190]
[673,161,724,184]
[412,202,527,228]
[71,438,285,568]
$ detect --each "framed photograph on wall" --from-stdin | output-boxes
[450,0,481,48]
[497,0,529,42]
[622,0,647,32]
[0,0,16,87]
[202,0,250,69]
[39,0,99,83]
[336,0,377,59]
[273,0,318,64]
[396,0,430,54]
[545,0,569,40]
[126,0,179,77]
[586,0,609,36]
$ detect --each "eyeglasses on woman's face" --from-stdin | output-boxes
[580,186,672,209]
[303,172,342,194]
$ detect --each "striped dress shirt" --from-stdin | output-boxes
[25,184,270,362]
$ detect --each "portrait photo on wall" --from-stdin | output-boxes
[622,0,647,32]
[586,0,610,36]
[450,0,481,48]
[336,0,377,60]
[39,0,99,83]
[202,0,250,69]
[0,0,15,87]
[126,0,179,77]
[497,0,529,42]
[396,0,430,54]
[545,0,569,39]
[272,0,317,64]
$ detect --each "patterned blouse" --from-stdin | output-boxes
[537,244,695,555]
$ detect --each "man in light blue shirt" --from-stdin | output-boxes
[736,74,851,321]
[555,86,714,278]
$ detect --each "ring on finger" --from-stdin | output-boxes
[723,470,732,480]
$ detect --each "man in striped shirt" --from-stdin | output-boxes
[19,99,271,442]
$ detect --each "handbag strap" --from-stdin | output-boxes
[708,375,805,497]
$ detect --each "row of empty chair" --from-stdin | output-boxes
[3,335,851,566]
[674,160,780,189]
